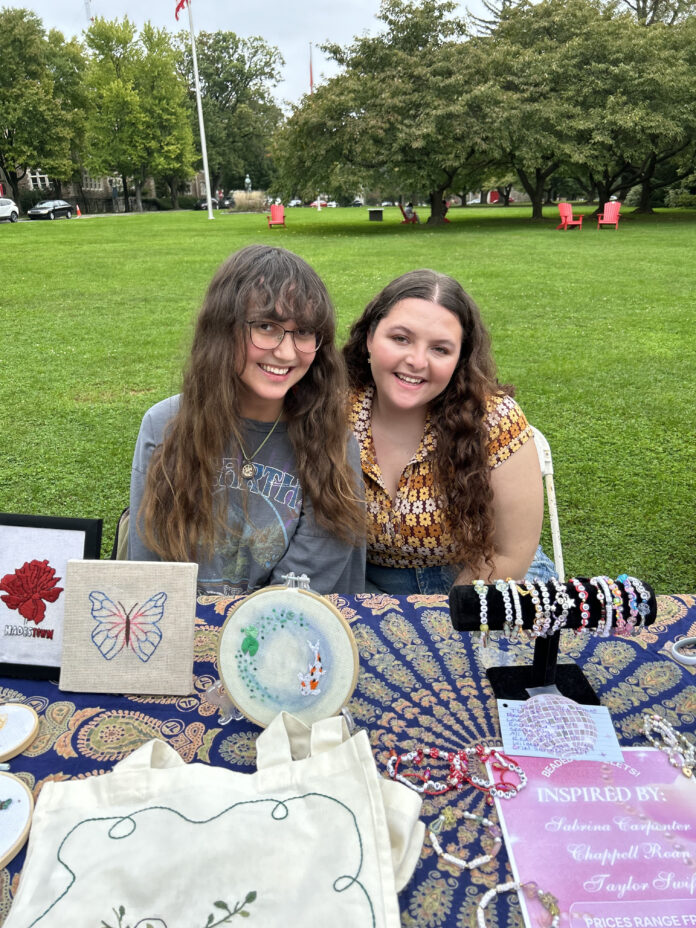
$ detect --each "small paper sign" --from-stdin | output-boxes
[497,696,624,762]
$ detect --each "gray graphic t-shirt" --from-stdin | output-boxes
[128,395,365,595]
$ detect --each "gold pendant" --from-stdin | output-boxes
[241,462,255,479]
[683,766,693,778]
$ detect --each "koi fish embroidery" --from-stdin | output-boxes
[298,639,325,696]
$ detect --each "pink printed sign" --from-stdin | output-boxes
[495,749,696,928]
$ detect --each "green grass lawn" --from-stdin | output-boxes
[2,204,694,593]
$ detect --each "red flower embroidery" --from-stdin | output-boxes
[0,559,64,624]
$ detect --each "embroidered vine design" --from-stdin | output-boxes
[29,794,376,927]
[99,894,257,928]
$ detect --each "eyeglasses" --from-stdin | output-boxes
[246,320,322,353]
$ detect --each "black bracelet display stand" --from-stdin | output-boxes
[449,579,657,706]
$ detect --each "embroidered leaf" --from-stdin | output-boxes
[240,914,250,919]
[205,915,214,927]
[245,891,257,904]
[241,634,259,656]
[213,901,230,910]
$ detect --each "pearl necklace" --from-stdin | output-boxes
[429,809,503,870]
[643,711,696,779]
[477,880,560,928]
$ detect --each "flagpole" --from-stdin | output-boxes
[187,1,214,220]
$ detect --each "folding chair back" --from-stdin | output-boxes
[531,427,565,581]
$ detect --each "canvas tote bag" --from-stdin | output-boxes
[5,712,424,928]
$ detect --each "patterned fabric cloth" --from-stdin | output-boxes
[348,385,534,568]
[1,593,695,928]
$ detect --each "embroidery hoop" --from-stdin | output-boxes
[218,585,359,728]
[0,772,34,868]
[0,703,39,763]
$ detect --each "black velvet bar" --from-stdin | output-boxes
[449,578,657,705]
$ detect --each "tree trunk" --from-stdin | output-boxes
[633,153,657,214]
[122,173,131,213]
[515,166,558,220]
[426,188,448,225]
[496,184,513,207]
[165,176,180,209]
[134,178,143,212]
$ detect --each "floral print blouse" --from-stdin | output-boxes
[348,385,534,568]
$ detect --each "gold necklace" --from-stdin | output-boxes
[235,411,283,478]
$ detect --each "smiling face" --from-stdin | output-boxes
[237,315,316,420]
[366,298,463,414]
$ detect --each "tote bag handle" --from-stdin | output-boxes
[115,738,186,772]
[255,712,350,769]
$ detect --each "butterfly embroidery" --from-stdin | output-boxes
[89,591,166,662]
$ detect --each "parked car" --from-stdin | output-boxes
[0,197,19,222]
[351,199,364,207]
[194,197,219,210]
[326,201,338,208]
[27,199,73,220]
[381,200,394,206]
[309,199,328,208]
[288,198,303,207]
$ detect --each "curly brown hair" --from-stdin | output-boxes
[140,244,364,561]
[343,268,512,569]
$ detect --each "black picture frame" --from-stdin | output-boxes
[0,513,102,680]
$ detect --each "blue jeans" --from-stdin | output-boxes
[365,546,558,595]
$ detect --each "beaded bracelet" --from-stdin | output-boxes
[524,580,546,638]
[477,880,560,928]
[538,580,553,630]
[589,577,610,636]
[629,576,651,628]
[464,745,527,801]
[606,577,624,632]
[386,747,468,796]
[569,577,591,633]
[616,574,638,635]
[388,744,527,802]
[549,577,573,635]
[642,711,695,778]
[474,579,489,647]
[429,810,502,871]
[495,579,514,639]
[507,579,524,641]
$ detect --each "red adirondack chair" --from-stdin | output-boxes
[399,203,419,224]
[267,204,286,228]
[597,200,621,229]
[556,202,583,230]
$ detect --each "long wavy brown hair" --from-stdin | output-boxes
[140,244,364,561]
[343,269,512,569]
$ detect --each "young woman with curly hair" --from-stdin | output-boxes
[342,268,555,595]
[129,245,365,594]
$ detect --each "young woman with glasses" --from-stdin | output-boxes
[343,269,556,595]
[129,245,365,594]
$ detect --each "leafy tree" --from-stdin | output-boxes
[178,31,283,193]
[44,29,89,198]
[616,0,696,24]
[274,0,494,224]
[0,8,76,208]
[84,18,194,211]
[84,18,145,210]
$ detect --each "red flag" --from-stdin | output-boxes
[175,0,189,20]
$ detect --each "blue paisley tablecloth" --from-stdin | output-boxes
[1,593,695,927]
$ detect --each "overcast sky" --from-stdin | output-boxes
[19,0,481,106]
